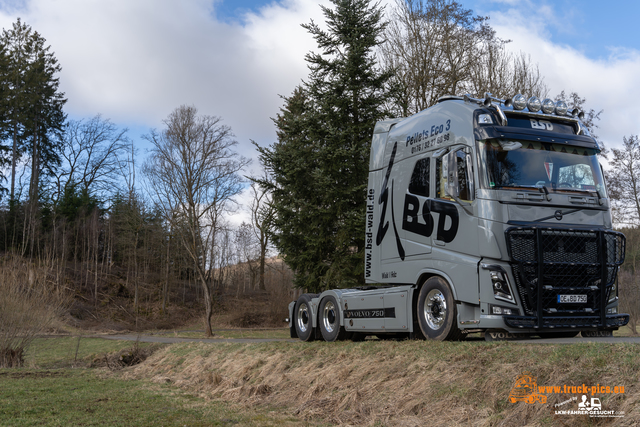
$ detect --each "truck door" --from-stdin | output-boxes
[433,148,480,305]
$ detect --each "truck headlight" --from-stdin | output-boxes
[482,264,517,305]
[491,270,514,303]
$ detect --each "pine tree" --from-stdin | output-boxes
[0,18,32,202]
[0,19,66,254]
[23,29,66,204]
[260,0,394,292]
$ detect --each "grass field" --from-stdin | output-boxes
[0,336,320,426]
[2,334,639,426]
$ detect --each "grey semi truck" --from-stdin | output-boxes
[288,93,628,341]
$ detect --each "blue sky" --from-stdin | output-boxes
[468,0,640,61]
[217,0,640,61]
[0,0,638,222]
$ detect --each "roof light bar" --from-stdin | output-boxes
[465,92,585,120]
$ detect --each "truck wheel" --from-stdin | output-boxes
[294,294,316,342]
[318,296,347,342]
[417,277,462,341]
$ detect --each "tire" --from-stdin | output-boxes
[417,276,462,341]
[318,295,347,342]
[294,294,316,342]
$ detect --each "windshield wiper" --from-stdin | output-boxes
[499,184,552,201]
[553,187,605,206]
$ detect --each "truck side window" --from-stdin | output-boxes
[408,158,430,197]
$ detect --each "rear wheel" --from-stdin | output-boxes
[294,294,316,341]
[417,276,462,341]
[318,296,347,342]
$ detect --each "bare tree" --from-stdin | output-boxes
[234,222,260,293]
[143,105,249,337]
[248,172,274,291]
[53,115,130,202]
[381,0,547,116]
[608,135,640,227]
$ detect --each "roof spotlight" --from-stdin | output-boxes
[571,108,580,117]
[555,100,568,116]
[541,98,555,114]
[527,96,541,113]
[512,94,527,110]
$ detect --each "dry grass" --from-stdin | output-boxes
[122,340,640,426]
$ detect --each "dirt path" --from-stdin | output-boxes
[91,334,297,344]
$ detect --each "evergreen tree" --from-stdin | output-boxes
[23,29,66,204]
[259,0,393,292]
[0,19,66,255]
[0,19,66,204]
[0,18,32,202]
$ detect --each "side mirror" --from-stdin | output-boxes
[465,151,475,199]
[443,151,459,198]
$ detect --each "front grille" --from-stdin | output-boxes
[506,227,625,328]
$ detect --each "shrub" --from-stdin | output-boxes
[0,256,68,367]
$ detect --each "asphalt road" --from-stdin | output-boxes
[91,333,640,345]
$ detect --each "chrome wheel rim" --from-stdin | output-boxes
[297,303,310,333]
[322,300,337,333]
[424,289,446,330]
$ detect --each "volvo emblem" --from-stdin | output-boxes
[554,210,563,221]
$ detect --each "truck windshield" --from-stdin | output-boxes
[478,140,607,197]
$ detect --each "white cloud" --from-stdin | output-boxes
[487,2,640,150]
[0,0,332,162]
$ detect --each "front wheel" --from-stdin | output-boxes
[318,296,347,342]
[417,277,462,341]
[294,294,317,341]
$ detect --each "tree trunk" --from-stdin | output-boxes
[163,234,170,315]
[10,124,17,203]
[197,268,214,337]
[258,240,267,291]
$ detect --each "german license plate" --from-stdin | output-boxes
[557,294,587,303]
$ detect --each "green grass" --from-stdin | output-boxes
[1,336,321,426]
[24,336,158,368]
[0,369,304,426]
[153,328,291,340]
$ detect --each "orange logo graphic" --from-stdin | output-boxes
[509,372,547,404]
